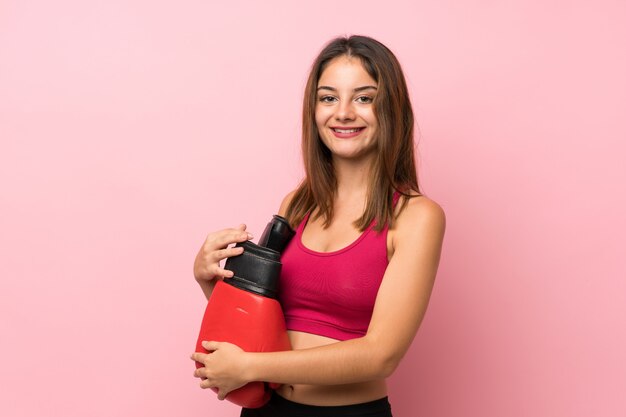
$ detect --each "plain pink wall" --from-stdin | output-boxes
[1,1,624,416]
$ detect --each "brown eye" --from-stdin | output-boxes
[356,96,373,104]
[319,95,337,103]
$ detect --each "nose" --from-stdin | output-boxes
[335,100,356,121]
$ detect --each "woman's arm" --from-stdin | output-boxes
[192,196,445,397]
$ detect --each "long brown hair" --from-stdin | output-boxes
[285,35,420,232]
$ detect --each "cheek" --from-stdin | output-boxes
[366,109,378,127]
[314,109,327,130]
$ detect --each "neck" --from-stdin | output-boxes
[332,154,375,202]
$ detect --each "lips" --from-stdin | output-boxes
[330,127,365,138]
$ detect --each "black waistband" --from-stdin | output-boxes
[267,391,392,416]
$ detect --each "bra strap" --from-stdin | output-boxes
[392,190,401,207]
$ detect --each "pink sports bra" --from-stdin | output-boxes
[278,193,400,341]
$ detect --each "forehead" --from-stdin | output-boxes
[318,56,377,86]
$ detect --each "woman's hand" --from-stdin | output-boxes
[194,224,252,287]
[191,341,250,400]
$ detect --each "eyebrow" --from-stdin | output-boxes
[316,85,378,93]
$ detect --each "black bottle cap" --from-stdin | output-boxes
[258,215,295,254]
[223,215,295,299]
[224,241,281,298]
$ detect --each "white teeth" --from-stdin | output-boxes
[333,128,361,133]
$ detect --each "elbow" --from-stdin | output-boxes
[362,335,403,379]
[376,351,402,379]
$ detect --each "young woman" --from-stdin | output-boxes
[191,35,446,417]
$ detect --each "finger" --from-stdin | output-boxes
[220,227,254,245]
[217,390,227,401]
[212,267,235,279]
[190,352,208,363]
[202,340,220,351]
[205,227,252,249]
[193,367,211,379]
[210,246,244,263]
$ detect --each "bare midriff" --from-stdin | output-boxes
[275,330,387,406]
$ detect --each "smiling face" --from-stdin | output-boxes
[315,55,379,163]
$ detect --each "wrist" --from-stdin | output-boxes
[196,278,217,300]
[194,274,207,283]
[242,351,258,383]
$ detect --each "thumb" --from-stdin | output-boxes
[217,389,228,401]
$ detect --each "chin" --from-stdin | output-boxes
[334,150,375,161]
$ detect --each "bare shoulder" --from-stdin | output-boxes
[278,189,298,217]
[393,193,446,248]
[397,194,446,228]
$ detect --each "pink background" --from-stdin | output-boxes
[1,1,624,416]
